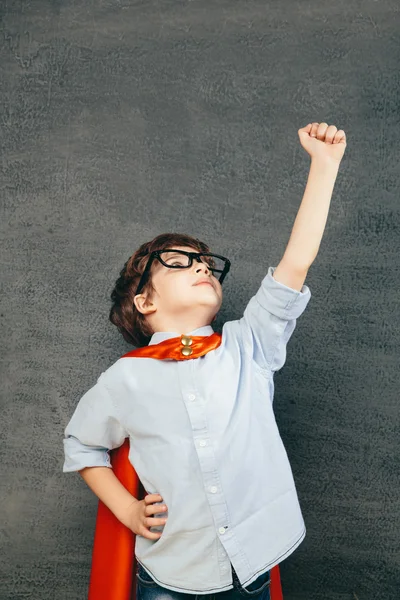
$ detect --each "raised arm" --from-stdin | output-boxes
[227,122,347,375]
[273,122,347,291]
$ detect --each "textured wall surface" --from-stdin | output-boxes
[1,1,399,599]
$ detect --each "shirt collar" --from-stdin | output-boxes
[148,325,215,346]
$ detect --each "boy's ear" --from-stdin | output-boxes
[134,293,156,316]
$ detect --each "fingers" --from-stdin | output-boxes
[145,504,167,516]
[145,515,168,527]
[308,122,346,144]
[140,515,167,540]
[144,504,168,519]
[333,130,346,144]
[144,493,163,504]
[140,493,168,539]
[141,527,164,540]
[144,493,168,516]
[324,125,338,143]
[310,122,329,139]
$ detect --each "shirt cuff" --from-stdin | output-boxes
[255,266,311,321]
[62,436,112,473]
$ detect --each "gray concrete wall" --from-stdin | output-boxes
[1,1,399,599]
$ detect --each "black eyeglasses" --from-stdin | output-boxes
[135,249,231,296]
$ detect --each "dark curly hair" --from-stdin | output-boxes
[109,232,212,348]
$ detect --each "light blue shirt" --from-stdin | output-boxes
[63,266,312,595]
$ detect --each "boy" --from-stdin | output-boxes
[63,122,347,599]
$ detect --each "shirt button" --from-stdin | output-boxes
[210,486,218,493]
[199,440,207,447]
[218,527,226,534]
[188,394,196,401]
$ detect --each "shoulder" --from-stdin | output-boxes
[95,354,137,393]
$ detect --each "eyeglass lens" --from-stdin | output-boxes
[158,250,226,274]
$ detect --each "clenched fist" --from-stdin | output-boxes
[298,122,347,164]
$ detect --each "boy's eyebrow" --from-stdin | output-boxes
[169,250,198,258]
[163,252,185,260]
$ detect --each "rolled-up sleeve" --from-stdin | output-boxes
[239,265,311,373]
[63,372,128,473]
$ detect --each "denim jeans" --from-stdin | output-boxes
[136,562,271,600]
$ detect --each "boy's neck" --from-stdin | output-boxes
[148,324,214,346]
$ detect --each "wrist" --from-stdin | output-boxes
[116,495,139,527]
[310,155,341,171]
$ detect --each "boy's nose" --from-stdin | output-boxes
[195,261,210,273]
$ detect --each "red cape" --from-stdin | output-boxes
[88,337,283,600]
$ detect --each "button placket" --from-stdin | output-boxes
[180,352,233,570]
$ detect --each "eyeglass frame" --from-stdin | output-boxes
[134,249,231,296]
